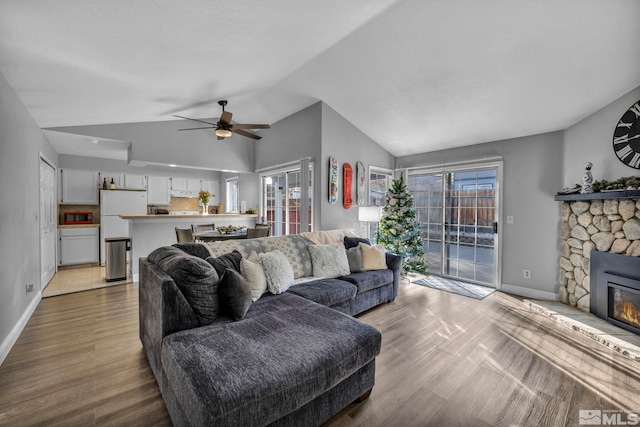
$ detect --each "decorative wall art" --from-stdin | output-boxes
[356,161,365,205]
[328,156,338,204]
[344,162,353,209]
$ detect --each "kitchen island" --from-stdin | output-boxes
[120,213,258,281]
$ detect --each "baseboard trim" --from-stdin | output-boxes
[501,283,558,301]
[0,291,42,366]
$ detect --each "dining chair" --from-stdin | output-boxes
[254,223,271,236]
[191,223,215,234]
[246,228,270,239]
[175,227,194,243]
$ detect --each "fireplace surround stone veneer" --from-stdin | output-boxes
[557,197,640,310]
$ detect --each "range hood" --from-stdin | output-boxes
[170,189,199,198]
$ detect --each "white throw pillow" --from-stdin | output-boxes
[308,243,351,278]
[240,252,267,301]
[259,250,294,294]
[360,243,387,270]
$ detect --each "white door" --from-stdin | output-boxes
[40,157,56,288]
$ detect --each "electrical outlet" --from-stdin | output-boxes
[26,283,35,294]
[507,215,514,224]
[523,270,531,279]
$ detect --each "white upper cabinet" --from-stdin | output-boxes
[201,180,219,205]
[147,176,171,205]
[124,174,147,190]
[171,177,201,192]
[60,169,99,205]
[99,171,124,190]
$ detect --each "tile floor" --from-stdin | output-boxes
[42,265,131,297]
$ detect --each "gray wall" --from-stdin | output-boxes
[220,172,260,214]
[50,120,255,173]
[563,85,640,185]
[0,71,58,360]
[320,103,395,231]
[396,131,564,298]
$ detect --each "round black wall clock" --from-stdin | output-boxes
[613,99,640,169]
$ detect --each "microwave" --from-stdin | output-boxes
[63,211,93,224]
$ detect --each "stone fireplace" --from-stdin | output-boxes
[555,192,640,311]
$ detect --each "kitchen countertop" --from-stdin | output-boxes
[119,214,258,220]
[58,224,100,229]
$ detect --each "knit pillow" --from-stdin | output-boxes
[308,243,351,278]
[259,250,294,294]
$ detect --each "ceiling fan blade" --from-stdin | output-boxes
[234,129,261,140]
[220,111,233,125]
[233,124,271,130]
[177,126,216,131]
[173,115,217,126]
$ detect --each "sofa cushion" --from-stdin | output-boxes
[343,236,370,249]
[308,243,350,278]
[206,250,242,277]
[147,246,220,325]
[160,293,381,427]
[287,278,357,307]
[218,269,253,321]
[204,235,313,279]
[259,250,294,294]
[340,269,394,293]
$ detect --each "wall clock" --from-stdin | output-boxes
[613,100,640,169]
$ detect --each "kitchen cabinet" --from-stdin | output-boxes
[171,177,201,192]
[60,169,99,204]
[147,175,171,205]
[59,227,99,265]
[99,172,124,190]
[124,174,147,190]
[201,180,219,205]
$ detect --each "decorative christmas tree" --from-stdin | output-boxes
[378,174,429,275]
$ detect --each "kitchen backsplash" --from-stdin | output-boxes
[158,198,220,214]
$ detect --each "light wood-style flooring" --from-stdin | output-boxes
[1,279,639,426]
[42,266,130,298]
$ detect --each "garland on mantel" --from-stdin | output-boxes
[558,176,640,195]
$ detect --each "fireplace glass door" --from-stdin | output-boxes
[609,284,640,332]
[408,166,499,287]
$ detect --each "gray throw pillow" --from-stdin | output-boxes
[206,250,243,278]
[308,243,351,278]
[148,246,220,325]
[259,250,294,294]
[218,268,253,321]
[346,246,365,273]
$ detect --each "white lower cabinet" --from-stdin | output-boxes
[59,227,99,265]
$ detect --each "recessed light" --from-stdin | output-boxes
[169,164,177,167]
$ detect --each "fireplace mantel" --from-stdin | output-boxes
[554,189,640,202]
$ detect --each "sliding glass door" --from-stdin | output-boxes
[262,164,313,236]
[408,166,499,287]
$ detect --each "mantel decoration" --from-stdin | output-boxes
[378,174,428,275]
[558,174,640,195]
[198,190,212,215]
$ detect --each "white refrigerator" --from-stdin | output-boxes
[100,190,147,266]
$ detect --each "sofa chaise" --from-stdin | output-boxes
[139,230,402,426]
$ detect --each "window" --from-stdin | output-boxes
[261,160,313,236]
[225,177,239,213]
[368,166,393,241]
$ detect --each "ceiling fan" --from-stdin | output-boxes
[173,100,270,140]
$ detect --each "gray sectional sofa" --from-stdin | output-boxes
[139,230,402,426]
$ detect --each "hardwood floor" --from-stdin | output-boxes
[42,265,130,298]
[1,279,639,426]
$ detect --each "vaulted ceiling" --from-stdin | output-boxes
[1,0,639,158]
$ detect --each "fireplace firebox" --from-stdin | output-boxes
[591,251,640,335]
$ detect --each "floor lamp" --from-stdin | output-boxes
[358,206,382,243]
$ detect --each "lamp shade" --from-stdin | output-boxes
[358,206,382,222]
[215,128,232,138]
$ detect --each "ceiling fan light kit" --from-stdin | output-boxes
[174,100,270,140]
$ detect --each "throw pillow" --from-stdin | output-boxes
[218,268,253,321]
[206,250,243,278]
[360,243,387,270]
[344,236,371,250]
[346,246,365,273]
[259,250,294,294]
[240,252,268,301]
[308,243,351,278]
[147,246,220,325]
